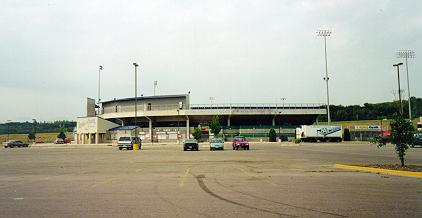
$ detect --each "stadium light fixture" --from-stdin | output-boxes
[396,50,415,120]
[317,29,332,124]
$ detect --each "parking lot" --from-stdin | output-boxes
[0,142,421,217]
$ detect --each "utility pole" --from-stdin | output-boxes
[98,65,103,115]
[393,63,404,115]
[397,50,415,120]
[317,29,332,124]
[133,62,139,137]
[154,80,158,96]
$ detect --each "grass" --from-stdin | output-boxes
[0,132,74,144]
[320,120,391,129]
[320,118,420,130]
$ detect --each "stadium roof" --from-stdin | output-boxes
[101,94,188,104]
[109,126,139,131]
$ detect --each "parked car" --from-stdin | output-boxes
[412,133,422,148]
[232,136,250,150]
[379,130,392,142]
[184,139,199,151]
[54,138,65,144]
[4,140,29,148]
[209,138,224,150]
[118,137,141,150]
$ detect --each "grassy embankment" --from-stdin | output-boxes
[320,118,419,130]
[0,133,74,144]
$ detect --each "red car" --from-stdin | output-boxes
[232,136,250,150]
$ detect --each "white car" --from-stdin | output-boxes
[118,137,141,150]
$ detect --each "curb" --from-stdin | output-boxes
[334,164,422,178]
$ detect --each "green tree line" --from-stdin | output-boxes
[320,97,422,121]
[0,120,76,134]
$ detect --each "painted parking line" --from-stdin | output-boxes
[334,164,422,178]
[179,167,190,187]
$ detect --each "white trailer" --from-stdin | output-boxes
[296,125,343,142]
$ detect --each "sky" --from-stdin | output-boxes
[1,0,421,122]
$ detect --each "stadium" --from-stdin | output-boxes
[76,94,326,144]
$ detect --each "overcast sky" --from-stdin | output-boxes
[1,0,421,122]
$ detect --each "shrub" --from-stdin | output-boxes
[209,116,222,135]
[373,113,415,167]
[57,131,66,140]
[343,128,351,141]
[269,129,277,142]
[294,138,301,144]
[280,135,288,141]
[192,128,202,140]
[28,132,35,140]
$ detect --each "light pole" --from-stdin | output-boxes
[397,50,415,120]
[97,65,103,115]
[154,80,158,96]
[209,96,215,105]
[280,97,286,108]
[133,62,139,137]
[317,29,332,124]
[98,66,103,104]
[177,109,180,143]
[393,63,404,115]
[6,120,11,141]
[32,119,37,142]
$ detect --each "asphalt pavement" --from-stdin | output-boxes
[0,142,421,217]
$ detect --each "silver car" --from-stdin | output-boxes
[209,138,224,151]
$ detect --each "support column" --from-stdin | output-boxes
[227,116,231,127]
[95,133,100,144]
[82,134,85,144]
[146,117,152,143]
[186,116,190,139]
[272,116,276,126]
[88,133,92,144]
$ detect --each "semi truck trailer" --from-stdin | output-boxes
[296,125,343,142]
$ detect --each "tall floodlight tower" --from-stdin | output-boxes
[317,29,332,124]
[97,65,103,115]
[133,62,139,137]
[397,50,415,120]
[98,65,103,104]
[154,80,158,96]
[393,63,404,115]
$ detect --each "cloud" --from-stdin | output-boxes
[0,0,421,121]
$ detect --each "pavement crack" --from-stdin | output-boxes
[194,174,296,218]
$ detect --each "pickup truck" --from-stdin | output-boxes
[118,137,141,150]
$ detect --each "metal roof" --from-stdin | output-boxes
[101,94,188,104]
[109,126,138,131]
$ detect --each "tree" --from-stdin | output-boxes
[209,116,222,135]
[269,129,277,142]
[192,128,202,140]
[343,128,351,141]
[28,132,35,141]
[57,131,66,140]
[375,113,415,167]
